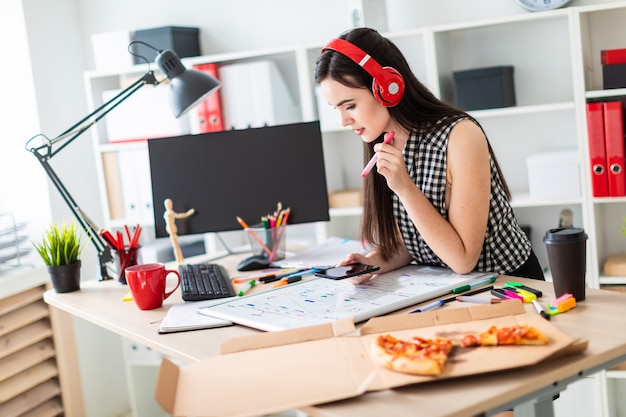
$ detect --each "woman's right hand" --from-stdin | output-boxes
[336,252,380,284]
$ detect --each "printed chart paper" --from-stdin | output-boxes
[199,265,493,331]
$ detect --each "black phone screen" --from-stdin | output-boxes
[315,264,380,280]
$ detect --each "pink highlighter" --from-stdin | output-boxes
[361,130,396,177]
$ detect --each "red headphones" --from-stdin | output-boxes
[322,38,405,107]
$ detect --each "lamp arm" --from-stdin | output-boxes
[26,70,160,280]
[36,154,113,280]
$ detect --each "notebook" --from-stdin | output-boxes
[158,298,235,334]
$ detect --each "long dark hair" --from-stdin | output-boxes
[315,28,510,261]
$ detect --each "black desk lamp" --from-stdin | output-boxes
[25,41,220,280]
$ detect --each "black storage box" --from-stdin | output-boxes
[453,66,516,111]
[131,26,200,64]
[602,63,626,89]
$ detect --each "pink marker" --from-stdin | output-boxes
[361,131,395,177]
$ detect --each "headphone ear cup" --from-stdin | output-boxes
[372,67,405,107]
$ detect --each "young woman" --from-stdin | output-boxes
[315,27,544,283]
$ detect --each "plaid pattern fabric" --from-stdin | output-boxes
[392,117,531,274]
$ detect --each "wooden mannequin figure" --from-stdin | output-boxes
[163,198,195,264]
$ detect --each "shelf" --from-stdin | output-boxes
[606,370,626,379]
[586,88,626,99]
[510,192,583,208]
[599,276,626,285]
[468,102,575,119]
[592,196,626,204]
[329,207,363,217]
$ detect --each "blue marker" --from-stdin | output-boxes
[278,268,316,280]
[409,299,444,314]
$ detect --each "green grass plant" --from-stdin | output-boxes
[33,222,84,267]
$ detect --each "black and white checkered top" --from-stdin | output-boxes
[392,117,531,274]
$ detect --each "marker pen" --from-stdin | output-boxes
[361,131,395,177]
[408,299,444,314]
[237,279,256,297]
[531,300,551,320]
[455,296,502,304]
[272,275,303,288]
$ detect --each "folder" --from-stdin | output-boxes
[192,63,224,133]
[117,148,154,223]
[101,152,125,219]
[218,60,301,130]
[603,101,626,196]
[601,48,626,66]
[586,102,609,197]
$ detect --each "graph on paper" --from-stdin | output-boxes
[199,265,493,331]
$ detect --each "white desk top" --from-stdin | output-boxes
[44,252,626,417]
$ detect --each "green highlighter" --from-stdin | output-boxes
[504,282,543,298]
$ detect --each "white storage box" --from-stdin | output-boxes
[91,31,133,71]
[526,150,580,200]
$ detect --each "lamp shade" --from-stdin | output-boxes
[156,49,221,118]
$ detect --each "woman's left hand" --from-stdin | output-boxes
[374,141,412,193]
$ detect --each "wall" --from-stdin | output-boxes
[0,0,50,251]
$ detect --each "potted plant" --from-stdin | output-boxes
[33,222,85,293]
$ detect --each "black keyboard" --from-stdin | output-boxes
[179,263,236,301]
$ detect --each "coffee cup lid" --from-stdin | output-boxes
[543,227,587,242]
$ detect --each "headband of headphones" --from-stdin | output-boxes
[322,38,405,107]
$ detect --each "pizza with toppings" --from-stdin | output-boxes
[459,324,549,347]
[370,334,454,376]
[371,324,549,376]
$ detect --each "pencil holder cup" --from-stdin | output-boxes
[113,246,142,284]
[247,225,286,262]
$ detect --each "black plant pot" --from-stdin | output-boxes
[48,261,81,293]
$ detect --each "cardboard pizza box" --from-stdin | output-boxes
[155,301,587,417]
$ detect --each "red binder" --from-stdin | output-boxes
[193,63,224,133]
[586,102,609,197]
[601,48,626,66]
[603,101,626,196]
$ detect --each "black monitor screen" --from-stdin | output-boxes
[148,121,329,238]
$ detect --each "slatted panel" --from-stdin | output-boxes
[0,300,50,337]
[0,359,59,403]
[0,284,72,416]
[0,319,52,359]
[0,286,45,316]
[0,379,61,417]
[20,397,63,417]
[0,340,56,382]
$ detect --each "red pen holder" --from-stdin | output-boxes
[113,246,142,284]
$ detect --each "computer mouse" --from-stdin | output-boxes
[237,255,271,271]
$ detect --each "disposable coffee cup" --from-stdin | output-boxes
[543,227,587,301]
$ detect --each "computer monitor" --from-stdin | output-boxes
[148,121,330,238]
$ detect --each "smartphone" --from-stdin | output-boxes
[315,263,380,280]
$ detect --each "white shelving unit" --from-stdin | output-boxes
[83,4,626,414]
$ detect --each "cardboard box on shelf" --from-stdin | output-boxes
[155,301,586,417]
[328,189,363,208]
[603,254,626,276]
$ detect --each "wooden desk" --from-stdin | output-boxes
[44,256,626,417]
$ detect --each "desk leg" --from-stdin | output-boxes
[484,384,561,417]
[513,391,557,417]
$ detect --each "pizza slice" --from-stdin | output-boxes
[460,324,549,347]
[370,334,454,376]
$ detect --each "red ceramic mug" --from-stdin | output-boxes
[125,263,180,310]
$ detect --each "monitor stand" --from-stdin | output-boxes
[201,232,250,263]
